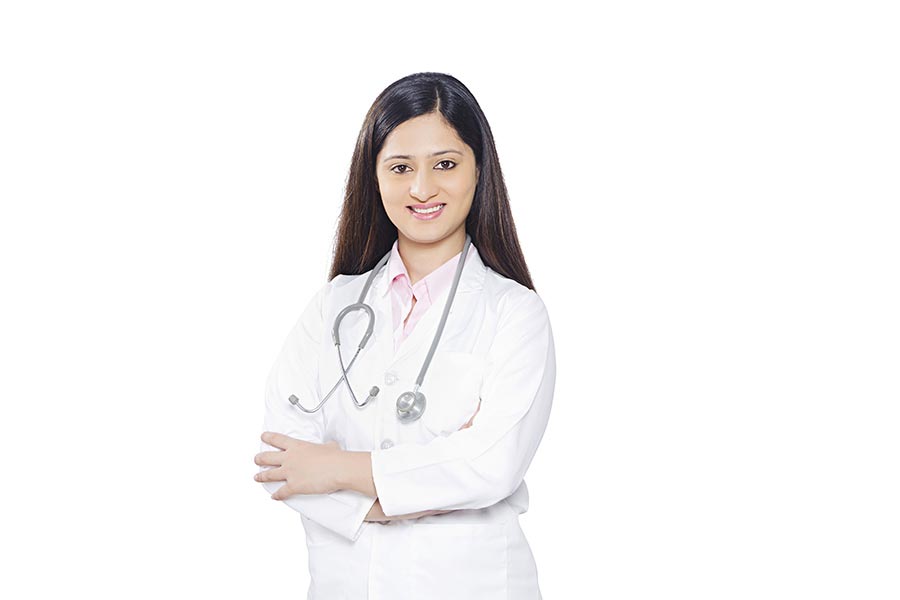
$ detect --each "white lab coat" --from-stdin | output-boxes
[259,242,555,599]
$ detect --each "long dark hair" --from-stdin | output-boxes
[327,72,534,291]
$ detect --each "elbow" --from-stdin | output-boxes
[493,472,524,507]
[457,465,524,511]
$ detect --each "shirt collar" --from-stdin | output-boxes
[380,238,479,302]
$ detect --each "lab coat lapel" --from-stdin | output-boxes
[389,292,448,366]
[372,242,487,367]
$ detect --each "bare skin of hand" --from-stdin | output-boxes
[255,400,483,514]
[364,398,482,523]
[254,432,343,499]
[364,498,453,523]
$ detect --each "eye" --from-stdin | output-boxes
[391,164,411,174]
[435,160,457,170]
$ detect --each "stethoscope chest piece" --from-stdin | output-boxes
[396,390,426,423]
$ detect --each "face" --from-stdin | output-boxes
[375,112,479,247]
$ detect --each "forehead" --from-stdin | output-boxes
[379,114,467,155]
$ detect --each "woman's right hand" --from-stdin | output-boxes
[364,499,452,522]
[459,398,481,429]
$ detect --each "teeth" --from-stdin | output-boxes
[411,204,445,214]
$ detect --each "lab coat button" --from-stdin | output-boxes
[384,371,398,385]
[380,438,394,449]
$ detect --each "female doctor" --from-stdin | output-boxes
[253,72,555,599]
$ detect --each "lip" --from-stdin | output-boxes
[407,203,446,220]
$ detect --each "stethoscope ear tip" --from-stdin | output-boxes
[357,386,379,407]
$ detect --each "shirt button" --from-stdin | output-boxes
[380,438,394,449]
[384,371,398,385]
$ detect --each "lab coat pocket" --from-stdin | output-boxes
[410,521,508,598]
[419,351,486,438]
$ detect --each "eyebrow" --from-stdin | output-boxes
[381,149,463,163]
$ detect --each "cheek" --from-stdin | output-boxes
[377,182,404,207]
[449,167,478,194]
[446,181,476,211]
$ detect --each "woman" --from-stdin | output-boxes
[254,72,555,599]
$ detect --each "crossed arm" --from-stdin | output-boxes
[320,452,449,523]
[257,399,480,524]
[352,401,480,523]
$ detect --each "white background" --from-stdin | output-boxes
[1,1,897,598]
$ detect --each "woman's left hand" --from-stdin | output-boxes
[254,432,343,499]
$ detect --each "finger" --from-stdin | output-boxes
[254,450,284,467]
[261,431,296,450]
[459,399,482,429]
[255,466,286,483]
[270,482,293,501]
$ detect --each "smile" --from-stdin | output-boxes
[407,203,446,220]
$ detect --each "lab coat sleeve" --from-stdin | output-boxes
[370,290,556,517]
[258,282,377,542]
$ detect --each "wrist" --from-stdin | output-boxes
[336,450,376,497]
[364,498,387,522]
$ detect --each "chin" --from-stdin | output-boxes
[400,232,440,245]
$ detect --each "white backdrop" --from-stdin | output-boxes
[1,1,897,598]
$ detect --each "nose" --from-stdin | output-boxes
[409,169,439,202]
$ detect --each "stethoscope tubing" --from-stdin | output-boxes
[289,234,472,422]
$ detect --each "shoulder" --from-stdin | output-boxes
[482,266,550,327]
[310,270,378,316]
[328,272,366,290]
[298,272,362,316]
[324,270,374,299]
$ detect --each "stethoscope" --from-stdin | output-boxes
[288,234,472,423]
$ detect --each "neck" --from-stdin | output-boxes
[397,229,466,286]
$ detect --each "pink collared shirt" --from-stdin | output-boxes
[381,238,478,352]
